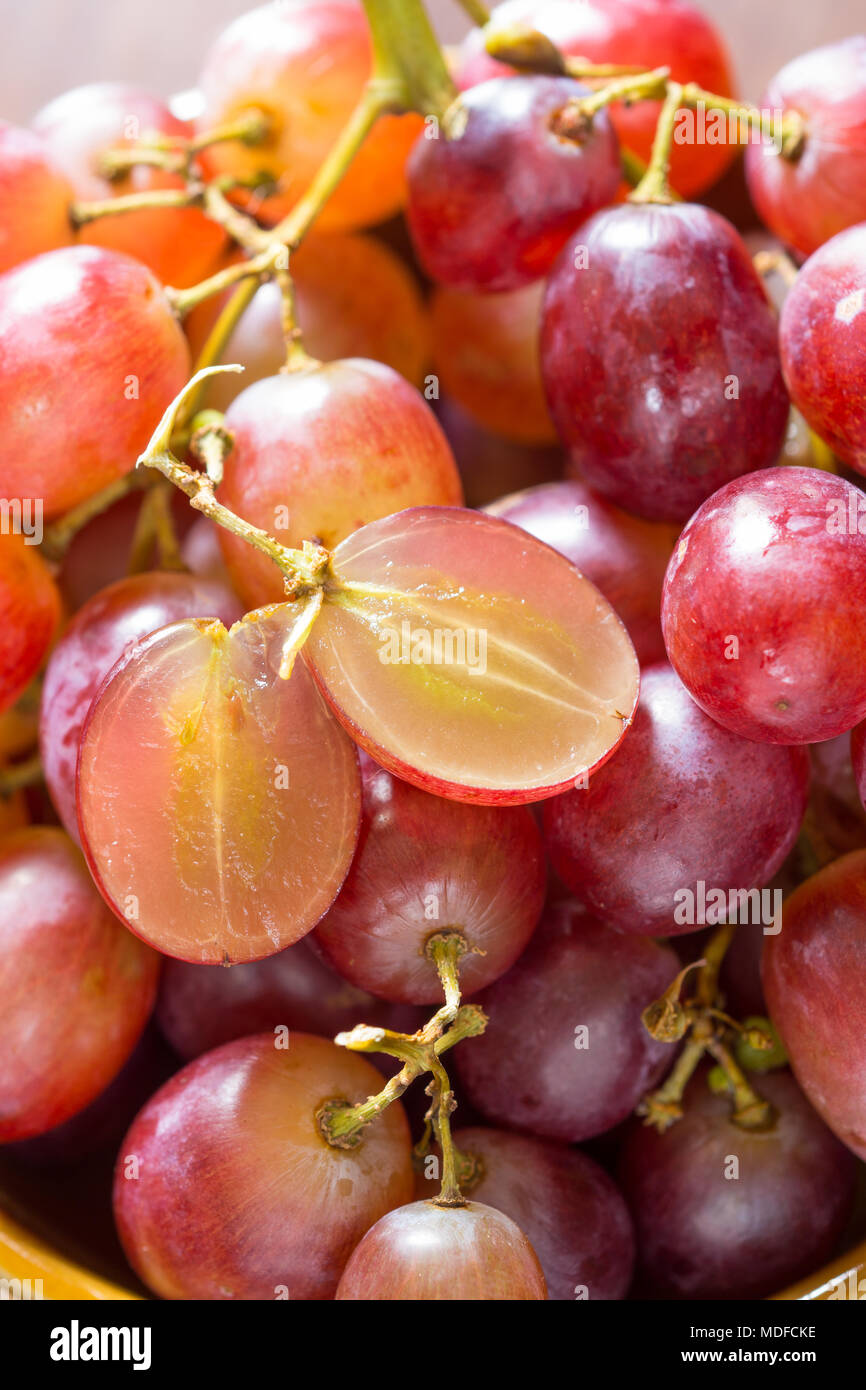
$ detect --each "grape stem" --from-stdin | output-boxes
[137,366,332,595]
[753,247,800,289]
[96,110,271,179]
[319,1004,487,1149]
[70,186,200,225]
[638,922,778,1133]
[638,1039,706,1132]
[427,1053,465,1207]
[40,469,152,562]
[0,753,43,797]
[629,80,684,204]
[457,0,491,25]
[128,480,186,575]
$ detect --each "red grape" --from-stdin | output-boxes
[779,224,866,473]
[40,572,243,842]
[0,245,190,518]
[415,1126,635,1300]
[487,480,678,665]
[745,38,866,258]
[77,607,361,963]
[184,232,432,413]
[312,753,546,1003]
[0,533,61,717]
[0,121,73,273]
[763,851,866,1160]
[543,663,809,936]
[195,1,422,232]
[5,1025,177,1168]
[335,1200,546,1300]
[217,361,463,609]
[454,901,678,1141]
[0,827,160,1143]
[541,204,790,522]
[456,0,738,198]
[430,281,558,446]
[406,75,620,293]
[156,939,424,1062]
[618,1067,857,1299]
[113,1032,415,1299]
[662,467,866,743]
[304,506,640,804]
[32,83,227,288]
[434,395,564,508]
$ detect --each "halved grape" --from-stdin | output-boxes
[305,507,639,803]
[77,607,361,963]
[40,572,242,842]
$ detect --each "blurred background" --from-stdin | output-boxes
[0,0,862,123]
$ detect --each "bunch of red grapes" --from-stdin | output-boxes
[2,0,866,1304]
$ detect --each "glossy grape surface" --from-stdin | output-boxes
[662,468,866,743]
[0,121,73,273]
[541,204,790,521]
[305,507,640,803]
[618,1067,857,1299]
[114,1033,415,1300]
[196,0,421,232]
[543,664,810,935]
[780,224,866,473]
[78,608,361,963]
[431,281,557,446]
[456,0,738,197]
[0,245,190,517]
[0,534,61,717]
[0,828,160,1143]
[763,851,866,1160]
[415,1126,635,1300]
[487,481,677,666]
[455,901,678,1141]
[312,754,546,1003]
[745,38,866,258]
[217,361,463,608]
[407,75,621,293]
[335,1200,547,1300]
[41,572,242,842]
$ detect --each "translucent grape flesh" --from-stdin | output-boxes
[78,608,361,963]
[305,507,640,803]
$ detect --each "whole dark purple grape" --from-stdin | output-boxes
[454,900,678,1142]
[618,1067,857,1299]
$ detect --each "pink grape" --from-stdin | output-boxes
[312,753,546,1003]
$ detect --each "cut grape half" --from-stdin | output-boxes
[305,507,640,804]
[77,606,361,963]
